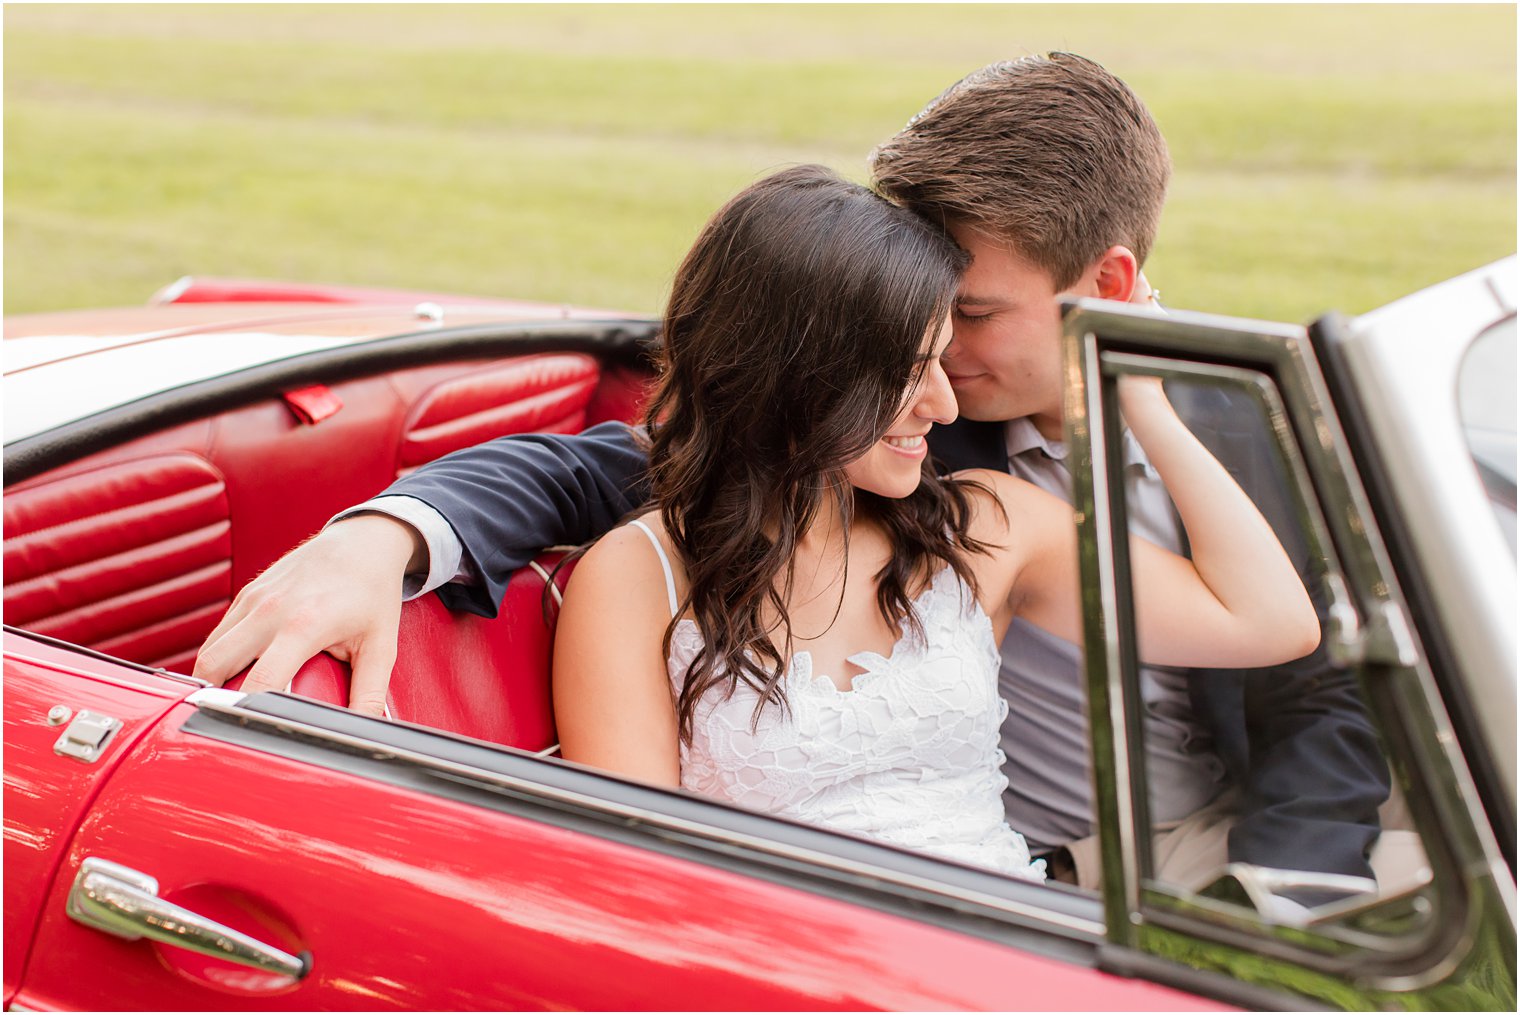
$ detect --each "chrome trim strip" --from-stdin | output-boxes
[185,686,249,708]
[1068,328,1143,945]
[3,625,209,689]
[188,695,1104,938]
[4,652,188,700]
[152,668,211,688]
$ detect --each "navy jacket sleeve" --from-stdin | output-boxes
[383,421,653,618]
[1189,593,1390,880]
[1175,383,1391,881]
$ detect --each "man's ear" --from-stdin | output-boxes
[1091,245,1140,302]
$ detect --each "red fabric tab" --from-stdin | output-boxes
[282,384,344,425]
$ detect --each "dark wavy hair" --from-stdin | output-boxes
[643,164,991,743]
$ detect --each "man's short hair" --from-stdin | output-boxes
[869,53,1171,290]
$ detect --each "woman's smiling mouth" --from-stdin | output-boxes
[882,433,928,457]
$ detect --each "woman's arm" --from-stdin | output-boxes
[962,380,1320,668]
[552,522,682,786]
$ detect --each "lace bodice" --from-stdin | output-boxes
[656,547,1045,883]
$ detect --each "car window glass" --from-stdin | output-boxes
[1104,368,1439,941]
[1456,315,1516,555]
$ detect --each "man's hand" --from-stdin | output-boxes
[192,514,425,716]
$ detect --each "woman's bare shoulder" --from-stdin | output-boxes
[950,468,1038,539]
[565,511,681,615]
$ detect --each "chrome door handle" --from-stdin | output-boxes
[66,857,310,979]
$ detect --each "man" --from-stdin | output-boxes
[195,53,1391,899]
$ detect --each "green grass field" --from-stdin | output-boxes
[5,3,1514,322]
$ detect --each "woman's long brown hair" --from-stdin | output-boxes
[643,165,991,743]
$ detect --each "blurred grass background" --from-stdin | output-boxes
[5,3,1514,322]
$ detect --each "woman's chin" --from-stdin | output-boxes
[852,476,924,500]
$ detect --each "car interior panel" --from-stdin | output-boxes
[3,452,234,673]
[3,349,643,745]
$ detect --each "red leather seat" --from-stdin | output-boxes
[4,351,646,676]
[2,454,234,673]
[6,341,650,752]
[229,552,577,752]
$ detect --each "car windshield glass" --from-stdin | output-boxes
[1456,314,1517,555]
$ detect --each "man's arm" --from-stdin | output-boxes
[1176,383,1390,882]
[1190,606,1390,881]
[1224,651,1389,878]
[386,421,653,617]
[194,421,653,708]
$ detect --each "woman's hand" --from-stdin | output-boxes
[1130,270,1160,307]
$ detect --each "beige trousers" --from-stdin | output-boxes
[1063,788,1430,897]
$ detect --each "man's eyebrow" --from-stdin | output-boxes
[955,294,1006,307]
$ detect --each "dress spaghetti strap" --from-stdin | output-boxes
[628,519,680,617]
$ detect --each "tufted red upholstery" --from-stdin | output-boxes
[230,552,577,751]
[6,346,645,750]
[397,355,599,476]
[3,454,232,673]
[5,352,638,663]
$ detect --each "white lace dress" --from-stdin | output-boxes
[630,522,1045,882]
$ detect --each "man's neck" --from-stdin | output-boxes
[1029,412,1064,443]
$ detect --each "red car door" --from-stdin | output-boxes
[6,634,1222,1011]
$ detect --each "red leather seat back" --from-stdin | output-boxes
[233,552,579,752]
[2,454,233,672]
[584,364,653,429]
[397,355,600,476]
[5,352,628,678]
[7,340,648,750]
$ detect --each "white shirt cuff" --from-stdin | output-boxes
[328,495,468,599]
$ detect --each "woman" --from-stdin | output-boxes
[552,165,1319,881]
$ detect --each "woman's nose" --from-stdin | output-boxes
[915,365,958,425]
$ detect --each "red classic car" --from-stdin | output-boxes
[4,266,1514,1010]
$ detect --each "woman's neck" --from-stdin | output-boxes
[794,485,850,556]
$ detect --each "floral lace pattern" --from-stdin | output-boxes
[670,565,1046,882]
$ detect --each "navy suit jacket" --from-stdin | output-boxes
[389,411,1389,880]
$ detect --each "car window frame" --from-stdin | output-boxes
[1059,297,1516,1008]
